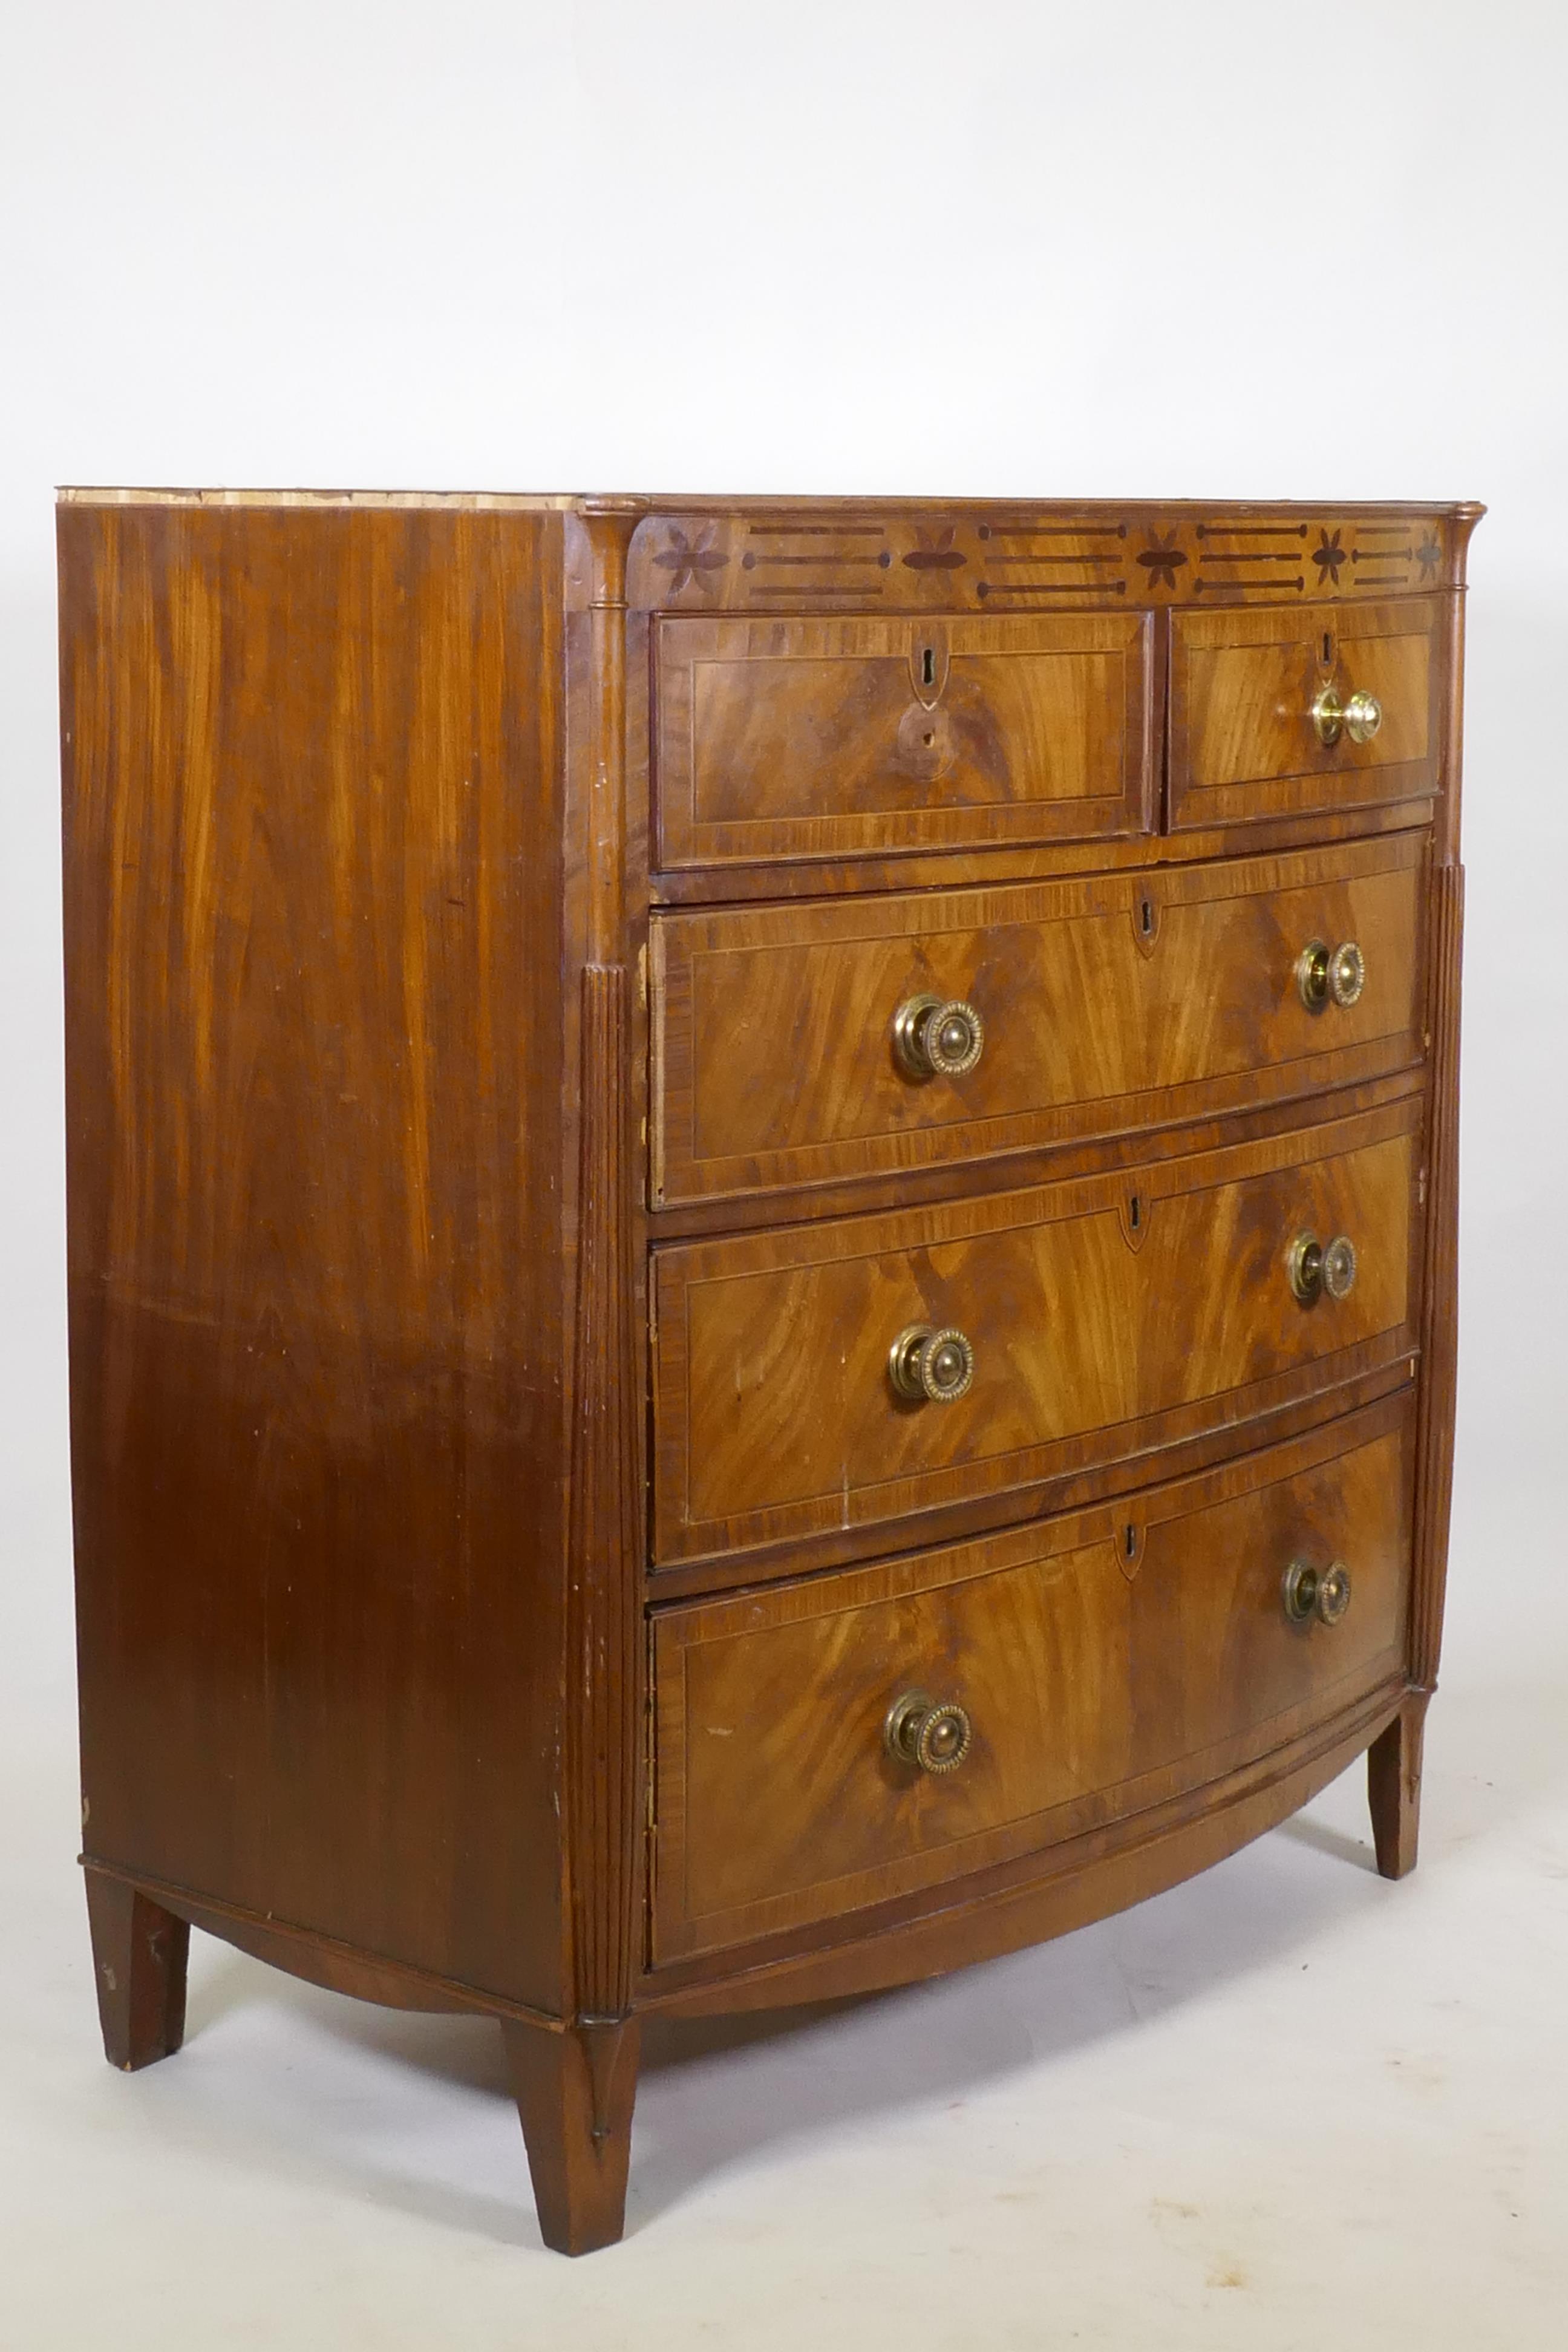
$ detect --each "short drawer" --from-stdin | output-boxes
[650,1397,1413,1960]
[1169,596,1441,831]
[651,1099,1420,1567]
[651,832,1425,1203]
[652,611,1155,869]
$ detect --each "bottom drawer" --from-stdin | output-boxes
[650,1393,1413,1962]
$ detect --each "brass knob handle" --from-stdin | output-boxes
[1328,941,1365,1006]
[889,1324,975,1403]
[1288,1232,1358,1304]
[1317,1561,1353,1622]
[893,994,985,1080]
[1312,685,1383,746]
[1296,939,1367,1012]
[1282,1559,1353,1625]
[884,1690,973,1774]
[1321,1235,1357,1299]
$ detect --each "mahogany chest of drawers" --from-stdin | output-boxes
[58,491,1480,2252]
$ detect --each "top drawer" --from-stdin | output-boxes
[652,612,1155,870]
[1169,596,1442,831]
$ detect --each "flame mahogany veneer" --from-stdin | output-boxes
[59,491,1480,2253]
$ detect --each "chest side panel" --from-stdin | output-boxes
[61,501,572,2010]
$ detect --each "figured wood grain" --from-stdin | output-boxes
[652,1097,1421,1566]
[642,1678,1406,2015]
[60,501,573,2013]
[648,1368,1418,1606]
[59,488,1480,2255]
[1169,596,1441,831]
[648,1068,1426,1256]
[652,1400,1411,1959]
[653,611,1154,867]
[647,800,1440,911]
[652,833,1424,1202]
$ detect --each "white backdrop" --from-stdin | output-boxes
[2,4,1564,2344]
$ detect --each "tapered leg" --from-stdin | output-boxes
[83,1869,191,2071]
[502,2016,639,2255]
[1368,1693,1430,1881]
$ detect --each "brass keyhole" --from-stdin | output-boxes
[1140,897,1154,936]
[921,644,935,688]
[1123,1523,1137,1561]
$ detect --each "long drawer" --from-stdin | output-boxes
[652,610,1155,869]
[651,833,1425,1203]
[650,1395,1414,1961]
[651,1097,1420,1567]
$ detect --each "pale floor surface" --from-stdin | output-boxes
[3,1479,1566,2351]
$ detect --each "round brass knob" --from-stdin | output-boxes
[1335,941,1363,1007]
[1316,1560,1353,1623]
[1282,1560,1319,1621]
[1328,941,1366,1007]
[1296,940,1331,1012]
[884,1690,973,1774]
[1296,939,1367,1013]
[1312,684,1383,746]
[1282,1560,1353,1625]
[889,1324,975,1403]
[1321,1234,1357,1299]
[893,993,985,1080]
[1344,690,1382,743]
[1288,1232,1356,1304]
[1288,1232,1325,1303]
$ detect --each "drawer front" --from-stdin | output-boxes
[1169,596,1441,831]
[653,612,1155,869]
[651,1399,1413,1960]
[652,1101,1419,1566]
[652,834,1425,1203]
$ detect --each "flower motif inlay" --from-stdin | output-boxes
[1135,531,1187,590]
[1313,531,1346,585]
[901,525,967,572]
[651,528,727,596]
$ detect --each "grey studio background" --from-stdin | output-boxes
[2,3,1564,2345]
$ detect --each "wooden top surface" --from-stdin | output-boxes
[57,487,1484,518]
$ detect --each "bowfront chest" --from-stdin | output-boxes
[59,491,1480,2252]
